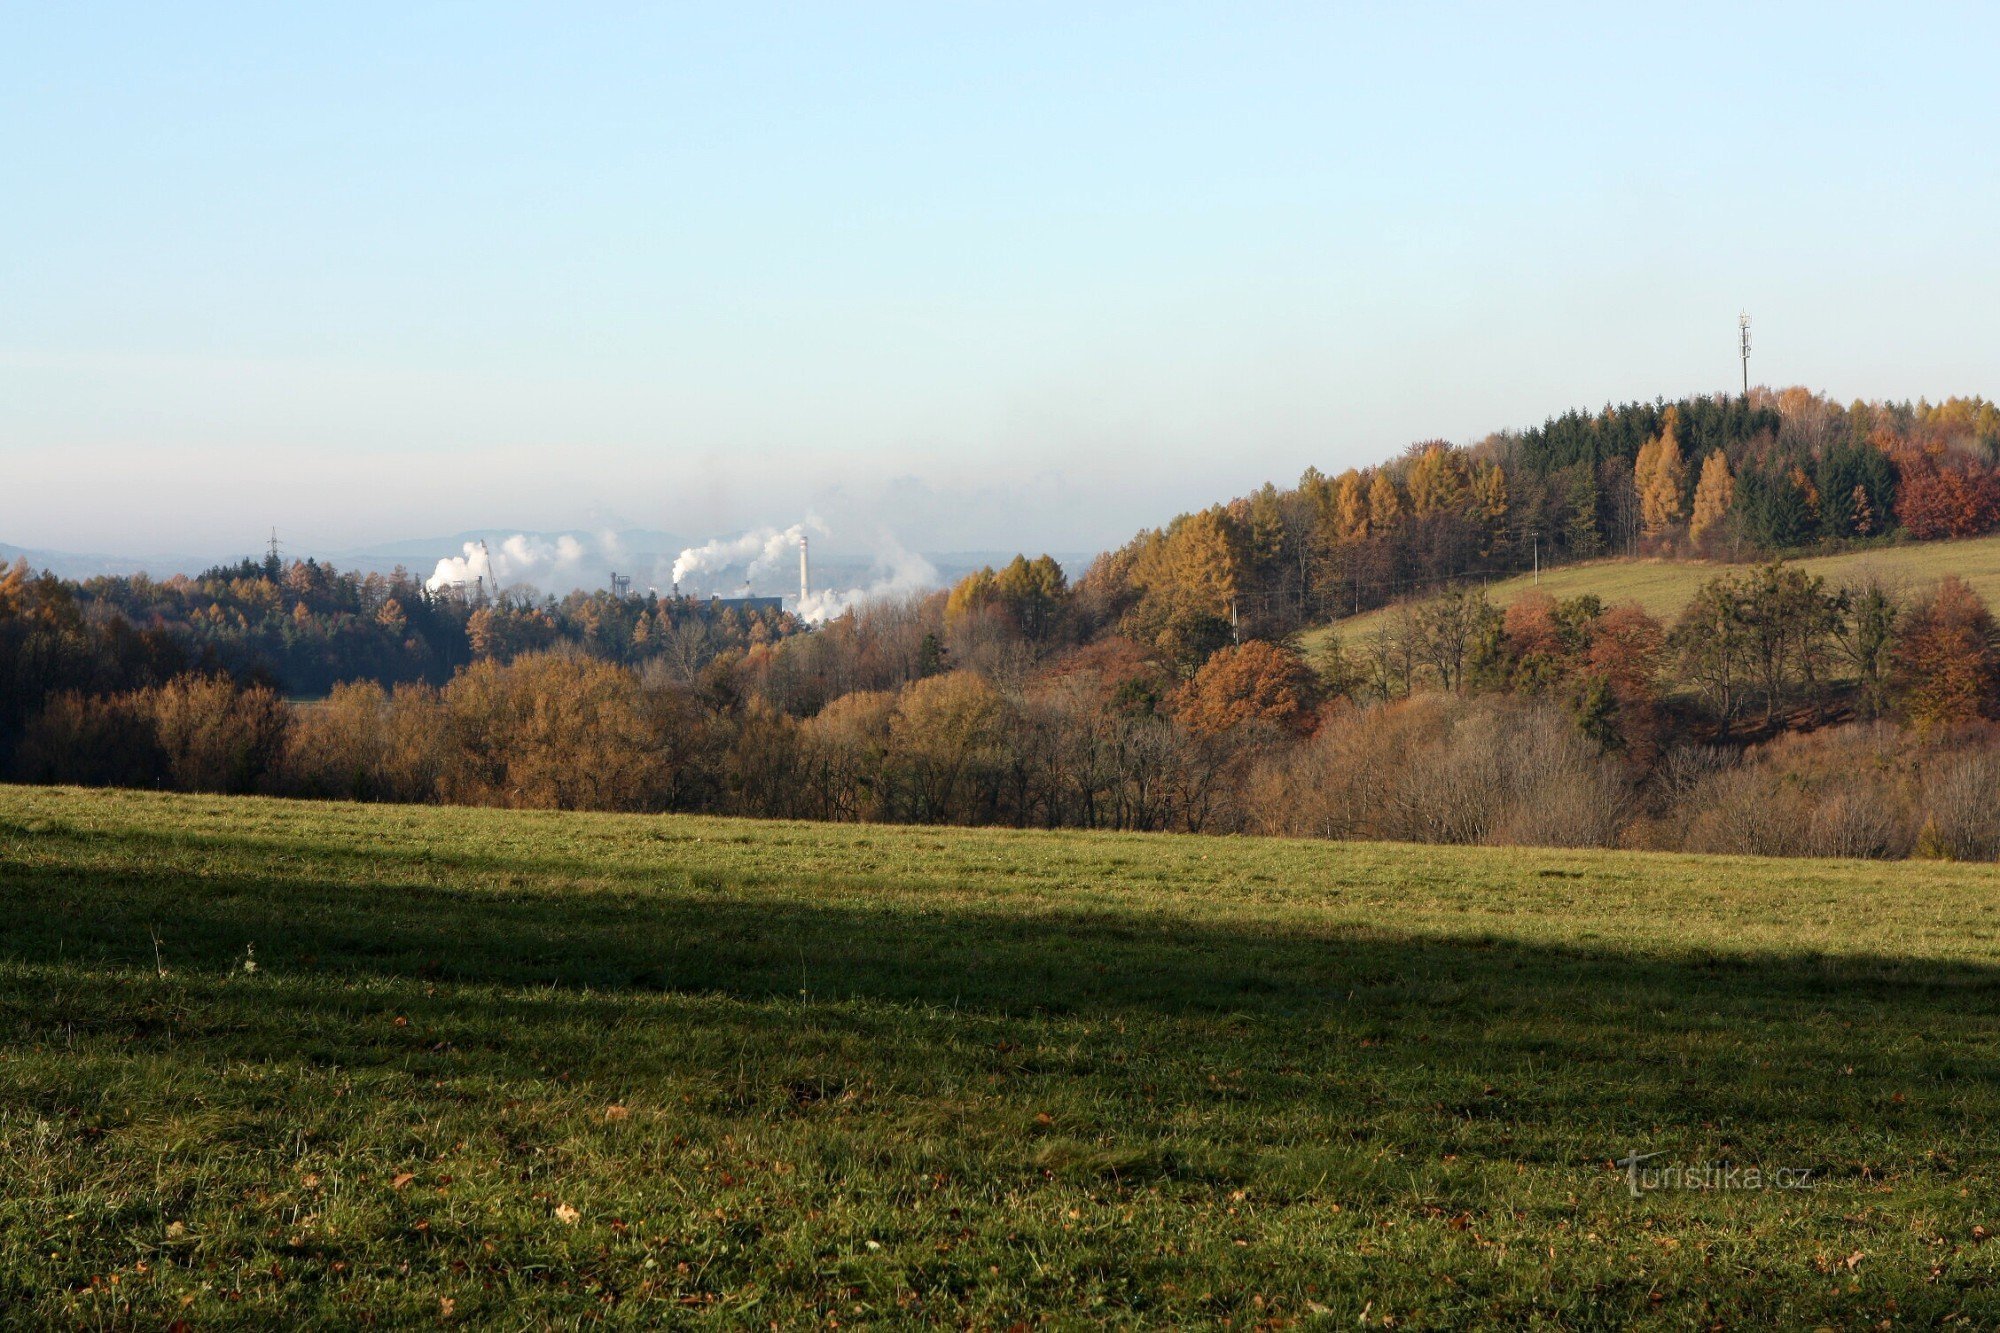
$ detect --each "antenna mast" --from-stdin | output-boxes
[1738,312,1752,397]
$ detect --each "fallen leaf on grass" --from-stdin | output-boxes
[392,1173,416,1190]
[555,1203,580,1225]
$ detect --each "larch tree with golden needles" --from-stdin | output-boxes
[1406,444,1467,518]
[1332,470,1370,543]
[1367,470,1404,532]
[1688,450,1735,552]
[1635,408,1687,543]
[1472,460,1509,554]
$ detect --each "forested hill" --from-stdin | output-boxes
[1072,388,2000,669]
[12,386,2000,861]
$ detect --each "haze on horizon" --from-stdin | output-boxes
[5,2,1999,561]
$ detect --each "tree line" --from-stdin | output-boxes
[9,386,2000,860]
[1078,388,2000,672]
[13,538,2000,858]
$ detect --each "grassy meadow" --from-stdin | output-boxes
[1298,531,2000,655]
[3,786,2000,1326]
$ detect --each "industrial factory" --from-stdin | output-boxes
[662,532,807,614]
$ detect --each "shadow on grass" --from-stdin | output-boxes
[7,814,2000,1325]
[5,818,2000,1128]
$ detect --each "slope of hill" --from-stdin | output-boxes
[4,786,1998,1326]
[1299,531,2000,652]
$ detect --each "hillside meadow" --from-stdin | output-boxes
[1298,530,2000,655]
[3,786,2000,1326]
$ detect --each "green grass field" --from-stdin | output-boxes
[4,787,2000,1327]
[1299,532,2000,654]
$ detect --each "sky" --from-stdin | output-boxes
[5,2,2000,561]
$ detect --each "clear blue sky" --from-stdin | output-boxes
[5,2,1998,558]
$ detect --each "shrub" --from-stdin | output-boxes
[145,674,288,794]
[14,691,163,788]
[1251,695,1627,849]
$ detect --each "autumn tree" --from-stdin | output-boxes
[1688,450,1735,553]
[797,688,898,821]
[1892,576,1999,733]
[953,554,1073,642]
[1471,460,1509,552]
[1578,602,1665,757]
[145,673,289,793]
[888,670,1009,823]
[1406,444,1468,518]
[282,679,392,799]
[438,652,679,810]
[13,691,162,787]
[1168,640,1321,736]
[1332,470,1370,543]
[1633,407,1688,543]
[1367,470,1405,532]
[1124,508,1245,667]
[1893,449,2000,540]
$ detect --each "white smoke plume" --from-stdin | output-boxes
[796,532,938,624]
[667,518,939,624]
[426,533,588,592]
[668,517,829,589]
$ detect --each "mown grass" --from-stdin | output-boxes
[1298,531,2000,655]
[3,787,2000,1327]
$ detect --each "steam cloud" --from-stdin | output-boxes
[425,533,589,592]
[424,520,939,622]
[669,518,828,588]
[793,532,937,624]
[668,517,938,624]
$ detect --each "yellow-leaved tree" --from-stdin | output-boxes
[1405,443,1468,518]
[1635,407,1687,542]
[1688,450,1736,553]
[1332,470,1370,543]
[1367,470,1405,531]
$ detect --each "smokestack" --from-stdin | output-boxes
[799,533,809,608]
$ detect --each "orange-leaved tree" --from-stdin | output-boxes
[1633,407,1688,544]
[1169,640,1322,737]
[1893,575,2000,733]
[1688,449,1735,553]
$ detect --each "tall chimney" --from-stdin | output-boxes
[799,533,810,608]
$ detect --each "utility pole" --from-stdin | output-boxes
[1739,312,1752,397]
